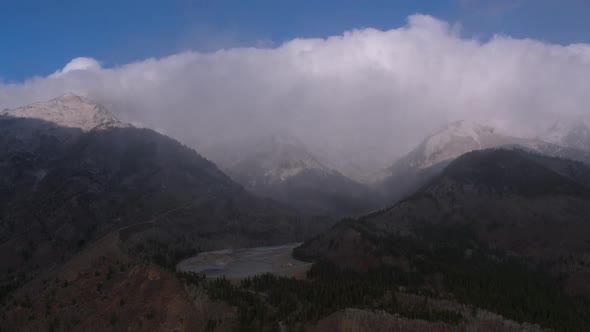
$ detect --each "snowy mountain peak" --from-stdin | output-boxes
[379,120,526,179]
[0,93,129,131]
[54,92,87,103]
[423,121,495,161]
[542,117,590,152]
[202,133,331,185]
[243,133,330,184]
[442,120,495,135]
[382,118,590,183]
[414,120,497,169]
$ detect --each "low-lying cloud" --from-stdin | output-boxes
[1,14,590,173]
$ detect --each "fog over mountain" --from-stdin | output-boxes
[2,14,590,176]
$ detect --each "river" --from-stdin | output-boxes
[176,243,311,279]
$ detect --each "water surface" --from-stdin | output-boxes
[176,243,311,279]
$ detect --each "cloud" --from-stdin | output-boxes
[51,57,102,77]
[1,14,590,173]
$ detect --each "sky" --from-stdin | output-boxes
[2,0,590,82]
[1,1,590,176]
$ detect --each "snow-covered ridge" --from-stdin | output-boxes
[370,120,503,183]
[263,155,329,183]
[0,93,129,131]
[379,118,590,184]
[203,133,333,185]
[541,117,590,152]
[244,133,331,184]
[421,121,495,166]
[410,120,503,169]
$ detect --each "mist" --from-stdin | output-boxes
[2,14,590,174]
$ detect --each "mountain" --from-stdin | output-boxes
[0,93,127,131]
[304,148,590,268]
[204,133,328,186]
[542,117,590,153]
[373,121,524,204]
[202,134,381,216]
[296,148,590,330]
[376,120,590,205]
[378,121,531,177]
[0,95,326,306]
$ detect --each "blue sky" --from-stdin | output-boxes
[1,0,589,82]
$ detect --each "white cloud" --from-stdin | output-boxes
[1,14,590,173]
[51,57,102,77]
